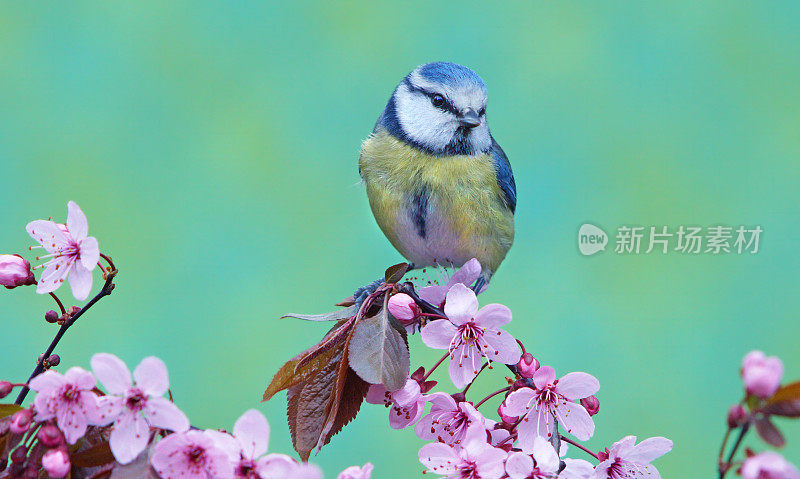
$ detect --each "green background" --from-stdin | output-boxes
[2,2,799,476]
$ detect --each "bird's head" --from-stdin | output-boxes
[382,62,491,156]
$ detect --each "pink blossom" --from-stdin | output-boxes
[338,463,373,479]
[419,258,483,308]
[366,378,425,429]
[418,423,506,479]
[29,367,102,444]
[291,463,324,479]
[741,451,800,479]
[504,438,560,478]
[206,409,298,479]
[560,459,596,479]
[421,283,521,388]
[742,350,784,399]
[388,293,421,328]
[0,254,35,289]
[414,392,484,446]
[90,353,189,464]
[41,448,71,478]
[151,430,234,479]
[26,201,100,301]
[502,366,599,452]
[593,435,672,479]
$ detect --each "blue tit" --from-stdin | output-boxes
[359,62,516,293]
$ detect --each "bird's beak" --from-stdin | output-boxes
[459,108,481,129]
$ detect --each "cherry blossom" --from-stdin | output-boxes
[419,258,483,308]
[741,451,800,479]
[742,350,784,399]
[29,367,102,444]
[415,392,484,446]
[26,201,100,300]
[206,409,298,479]
[421,283,521,388]
[337,462,373,479]
[505,437,560,478]
[0,254,35,289]
[502,366,599,451]
[593,435,672,479]
[41,448,71,478]
[418,423,506,479]
[366,378,425,429]
[90,353,190,464]
[151,429,234,479]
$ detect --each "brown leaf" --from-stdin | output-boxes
[761,381,800,417]
[755,417,786,447]
[71,441,115,468]
[324,367,369,443]
[0,404,23,419]
[348,300,410,391]
[384,263,410,283]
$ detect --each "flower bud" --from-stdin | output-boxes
[45,310,59,323]
[67,306,80,316]
[37,425,64,448]
[741,351,783,399]
[10,409,33,434]
[47,355,60,367]
[387,293,420,325]
[10,446,27,464]
[517,353,539,378]
[0,255,35,289]
[727,404,747,428]
[0,381,13,399]
[41,449,70,478]
[581,396,600,416]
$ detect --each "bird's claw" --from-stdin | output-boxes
[353,277,385,306]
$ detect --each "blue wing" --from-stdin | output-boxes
[490,138,516,213]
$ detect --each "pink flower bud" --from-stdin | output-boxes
[38,425,64,448]
[517,353,539,378]
[581,396,600,416]
[387,293,420,324]
[45,310,59,323]
[727,404,747,428]
[0,381,12,399]
[10,409,33,434]
[42,449,70,478]
[742,351,784,399]
[0,255,35,289]
[10,446,28,464]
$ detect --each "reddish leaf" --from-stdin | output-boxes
[755,417,786,447]
[0,404,23,419]
[348,300,410,391]
[384,263,409,283]
[71,441,115,468]
[761,381,800,417]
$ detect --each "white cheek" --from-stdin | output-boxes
[395,89,457,151]
[471,123,491,152]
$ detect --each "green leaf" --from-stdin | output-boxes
[282,305,358,322]
[384,263,409,283]
[348,302,410,391]
[0,404,23,419]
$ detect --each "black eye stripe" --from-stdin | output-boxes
[403,80,460,115]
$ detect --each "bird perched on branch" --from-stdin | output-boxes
[357,62,516,299]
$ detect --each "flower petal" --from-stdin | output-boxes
[421,320,458,350]
[626,436,673,463]
[26,220,69,254]
[66,202,89,241]
[29,370,66,393]
[90,353,132,395]
[505,452,533,479]
[419,442,459,474]
[531,437,560,473]
[554,401,594,441]
[68,261,93,301]
[37,257,72,295]
[205,429,240,462]
[90,395,124,426]
[57,403,89,444]
[447,258,481,288]
[448,343,482,389]
[473,303,512,329]
[257,453,299,479]
[134,357,169,396]
[64,367,96,390]
[233,409,270,459]
[533,366,556,389]
[557,372,600,401]
[365,384,390,405]
[110,413,150,465]
[79,236,100,271]
[502,388,536,417]
[443,283,479,325]
[480,329,521,365]
[144,396,189,432]
[561,458,597,479]
[418,284,447,307]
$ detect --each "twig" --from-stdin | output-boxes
[560,435,599,460]
[14,270,117,405]
[474,386,511,408]
[422,352,450,382]
[719,424,750,479]
[461,363,490,396]
[48,292,66,316]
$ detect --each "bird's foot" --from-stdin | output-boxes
[353,277,385,306]
[472,276,487,294]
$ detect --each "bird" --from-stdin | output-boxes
[357,62,516,299]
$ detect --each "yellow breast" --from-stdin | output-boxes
[359,129,514,275]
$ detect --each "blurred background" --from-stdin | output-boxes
[2,2,799,475]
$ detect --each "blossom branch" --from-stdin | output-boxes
[14,270,117,405]
[48,292,66,316]
[474,386,510,409]
[560,435,599,460]
[719,423,750,479]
